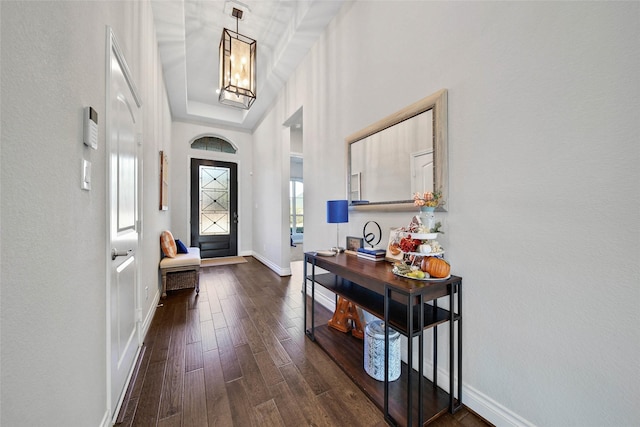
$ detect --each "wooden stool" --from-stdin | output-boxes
[328,296,365,339]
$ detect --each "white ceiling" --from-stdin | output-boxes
[151,0,345,132]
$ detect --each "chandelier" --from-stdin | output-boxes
[219,8,256,109]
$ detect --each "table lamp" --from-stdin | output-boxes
[327,200,349,253]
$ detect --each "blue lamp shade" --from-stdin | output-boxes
[327,200,349,223]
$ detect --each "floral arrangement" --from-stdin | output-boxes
[413,190,444,208]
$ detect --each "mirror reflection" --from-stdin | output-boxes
[347,89,448,211]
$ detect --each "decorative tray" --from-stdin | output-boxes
[401,232,438,240]
[391,267,451,281]
[405,251,444,257]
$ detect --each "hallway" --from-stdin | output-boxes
[115,258,488,426]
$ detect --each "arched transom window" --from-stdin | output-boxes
[191,136,237,154]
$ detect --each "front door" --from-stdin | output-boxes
[107,28,141,419]
[190,158,238,258]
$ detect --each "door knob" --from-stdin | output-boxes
[111,248,132,260]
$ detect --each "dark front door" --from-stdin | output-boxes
[190,158,238,258]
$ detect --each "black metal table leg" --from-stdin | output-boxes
[419,293,424,426]
[449,282,455,413]
[457,282,462,411]
[407,291,413,427]
[433,300,438,389]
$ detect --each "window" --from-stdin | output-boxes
[290,180,303,237]
[191,136,236,153]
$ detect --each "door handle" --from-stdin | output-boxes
[111,248,132,260]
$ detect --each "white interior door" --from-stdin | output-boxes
[107,28,142,419]
[411,149,434,195]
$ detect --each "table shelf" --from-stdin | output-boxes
[309,323,456,425]
[308,273,458,337]
[304,253,462,426]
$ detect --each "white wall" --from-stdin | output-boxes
[252,1,640,426]
[169,122,254,256]
[0,1,172,425]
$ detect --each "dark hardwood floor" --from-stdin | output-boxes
[115,257,492,427]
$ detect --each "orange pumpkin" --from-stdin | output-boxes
[420,257,450,278]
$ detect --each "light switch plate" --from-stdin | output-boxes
[82,159,91,190]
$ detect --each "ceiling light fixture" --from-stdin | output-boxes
[219,7,256,109]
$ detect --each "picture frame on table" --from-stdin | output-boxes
[346,236,364,253]
[385,228,404,262]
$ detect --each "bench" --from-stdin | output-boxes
[159,230,200,298]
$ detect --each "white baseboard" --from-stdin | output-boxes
[251,251,292,276]
[462,382,535,427]
[140,290,160,339]
[99,409,110,427]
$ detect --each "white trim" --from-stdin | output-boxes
[140,291,160,339]
[98,409,110,427]
[462,383,536,427]
[252,251,292,276]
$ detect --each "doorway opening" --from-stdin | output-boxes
[190,158,238,258]
[284,108,304,263]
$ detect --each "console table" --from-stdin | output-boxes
[303,252,462,426]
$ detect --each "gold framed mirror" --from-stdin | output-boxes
[346,89,448,211]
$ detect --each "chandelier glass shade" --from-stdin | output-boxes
[219,27,256,109]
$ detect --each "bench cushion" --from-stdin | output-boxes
[160,247,200,268]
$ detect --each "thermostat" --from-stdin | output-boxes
[84,106,98,149]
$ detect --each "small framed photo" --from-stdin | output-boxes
[346,236,364,252]
[385,228,404,262]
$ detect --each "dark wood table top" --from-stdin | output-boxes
[305,252,461,301]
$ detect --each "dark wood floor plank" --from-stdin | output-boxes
[206,285,223,314]
[186,307,201,344]
[215,326,243,382]
[234,344,273,405]
[254,350,285,387]
[225,379,255,427]
[268,381,309,427]
[202,350,233,426]
[262,332,292,368]
[149,303,176,364]
[182,368,208,427]
[198,299,212,322]
[220,294,250,323]
[278,363,334,427]
[116,346,147,424]
[240,316,267,354]
[280,338,331,396]
[315,389,374,427]
[158,301,187,419]
[253,399,285,427]
[212,310,228,330]
[130,360,165,427]
[185,340,203,372]
[228,322,249,347]
[200,319,217,352]
[156,413,181,427]
[243,305,292,367]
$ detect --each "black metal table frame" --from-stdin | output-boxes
[303,254,462,426]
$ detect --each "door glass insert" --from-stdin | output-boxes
[199,165,230,235]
